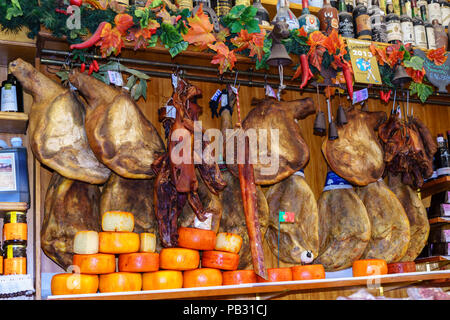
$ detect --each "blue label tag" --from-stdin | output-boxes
[323,171,352,191]
[352,88,369,104]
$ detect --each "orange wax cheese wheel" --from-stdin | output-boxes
[102,211,134,232]
[222,270,257,285]
[159,248,199,270]
[215,232,243,254]
[387,261,416,274]
[73,253,116,274]
[201,250,239,271]
[142,271,183,290]
[257,267,293,282]
[183,268,223,288]
[73,231,99,254]
[99,232,139,254]
[177,227,216,250]
[3,223,27,241]
[0,256,2,274]
[352,259,388,277]
[51,273,99,295]
[99,272,142,293]
[291,265,325,280]
[139,233,156,253]
[118,252,159,272]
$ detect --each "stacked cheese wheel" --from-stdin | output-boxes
[51,219,254,296]
[51,211,158,295]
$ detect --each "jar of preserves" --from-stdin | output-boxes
[3,242,27,275]
[3,211,27,243]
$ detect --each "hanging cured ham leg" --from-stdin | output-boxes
[68,70,165,179]
[8,59,110,184]
[322,106,387,186]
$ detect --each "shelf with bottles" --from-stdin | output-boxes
[0,112,28,135]
[420,176,450,199]
[0,27,37,67]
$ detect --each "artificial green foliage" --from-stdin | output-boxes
[159,23,184,50]
[403,56,424,71]
[409,82,434,103]
[255,37,272,70]
[284,29,308,55]
[222,5,260,34]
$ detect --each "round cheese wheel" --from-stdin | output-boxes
[222,270,256,285]
[51,273,99,295]
[387,261,416,274]
[99,232,140,254]
[201,250,239,271]
[73,231,99,255]
[352,259,388,277]
[99,272,142,293]
[118,252,159,272]
[72,253,116,274]
[140,233,156,253]
[257,267,293,282]
[159,248,200,271]
[142,271,183,290]
[291,265,326,280]
[183,268,223,288]
[102,211,134,232]
[178,227,216,251]
[215,232,243,254]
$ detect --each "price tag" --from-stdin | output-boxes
[166,105,176,119]
[108,71,123,87]
[347,39,382,85]
[171,74,179,88]
[352,88,369,104]
[220,93,228,107]
[265,84,277,98]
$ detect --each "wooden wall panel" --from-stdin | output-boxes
[34,65,450,299]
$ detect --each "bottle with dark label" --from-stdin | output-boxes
[339,0,355,37]
[354,0,373,39]
[412,2,429,47]
[0,74,24,113]
[436,133,450,177]
[428,0,443,23]
[215,0,231,18]
[345,0,354,12]
[400,1,416,44]
[417,0,429,20]
[370,0,388,42]
[386,0,403,42]
[298,0,320,32]
[319,0,340,34]
[253,0,271,26]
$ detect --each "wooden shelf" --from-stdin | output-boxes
[415,256,450,264]
[429,217,450,226]
[46,270,450,300]
[420,176,450,199]
[0,111,29,134]
[0,28,37,67]
[0,202,29,213]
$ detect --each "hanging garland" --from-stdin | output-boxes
[1,0,448,102]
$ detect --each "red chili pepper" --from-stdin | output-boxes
[80,63,86,73]
[341,63,353,100]
[379,90,385,102]
[92,60,99,72]
[70,0,83,6]
[88,63,95,75]
[70,21,108,50]
[299,54,313,89]
[55,8,70,15]
[380,89,392,103]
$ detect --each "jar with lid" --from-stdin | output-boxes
[353,0,373,40]
[3,241,27,275]
[3,211,27,243]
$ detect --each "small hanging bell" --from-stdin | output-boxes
[328,120,339,140]
[392,64,412,88]
[267,20,293,67]
[336,105,348,126]
[313,111,327,136]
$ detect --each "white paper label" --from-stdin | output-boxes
[193,214,212,230]
[441,203,450,216]
[401,21,415,45]
[220,93,228,107]
[108,71,123,87]
[426,27,436,49]
[0,152,16,191]
[166,105,176,119]
[428,3,442,24]
[414,25,427,49]
[1,85,18,112]
[386,21,402,42]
